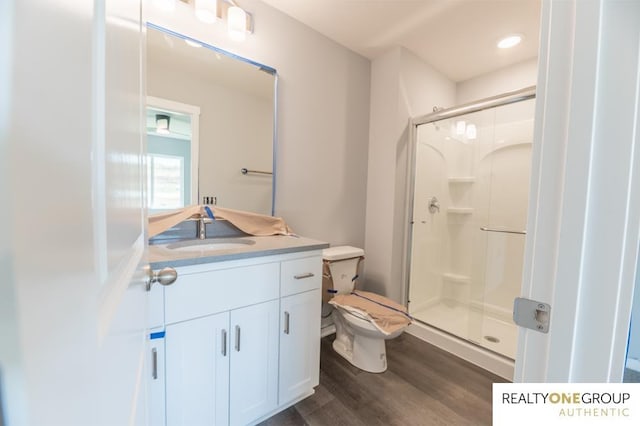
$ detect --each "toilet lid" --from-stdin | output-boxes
[322,246,364,261]
[329,290,411,335]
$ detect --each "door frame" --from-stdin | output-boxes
[515,0,640,382]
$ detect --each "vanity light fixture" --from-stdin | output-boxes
[154,0,176,12]
[158,0,254,41]
[156,114,171,134]
[227,6,248,41]
[195,0,218,24]
[497,34,523,49]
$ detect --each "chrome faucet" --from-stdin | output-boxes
[196,215,213,239]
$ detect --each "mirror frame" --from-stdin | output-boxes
[146,22,278,216]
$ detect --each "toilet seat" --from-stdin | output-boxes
[340,307,378,331]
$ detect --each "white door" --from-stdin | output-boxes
[165,313,230,426]
[279,289,321,403]
[515,0,640,382]
[1,0,147,425]
[229,300,279,426]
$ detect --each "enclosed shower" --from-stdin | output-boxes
[406,88,535,361]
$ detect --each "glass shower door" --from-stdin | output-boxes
[407,97,535,359]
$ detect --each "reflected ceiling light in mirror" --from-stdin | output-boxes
[228,6,248,41]
[195,0,218,24]
[156,114,171,134]
[466,124,477,140]
[185,39,203,48]
[497,34,523,49]
[154,0,176,12]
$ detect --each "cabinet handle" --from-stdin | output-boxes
[235,325,241,352]
[284,311,290,334]
[294,272,314,280]
[151,347,158,380]
[221,329,227,357]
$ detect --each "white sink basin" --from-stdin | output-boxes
[165,238,255,253]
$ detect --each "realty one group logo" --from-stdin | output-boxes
[493,383,640,425]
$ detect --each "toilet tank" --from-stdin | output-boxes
[322,246,365,294]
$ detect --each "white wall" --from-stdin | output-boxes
[456,57,538,105]
[364,47,456,302]
[146,0,371,246]
[147,59,274,214]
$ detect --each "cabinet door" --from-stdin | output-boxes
[229,300,279,426]
[149,330,166,426]
[165,313,230,426]
[279,289,321,404]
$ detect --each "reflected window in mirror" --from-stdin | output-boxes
[146,24,277,215]
[148,153,185,210]
[146,101,199,213]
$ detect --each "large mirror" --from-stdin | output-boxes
[146,24,276,216]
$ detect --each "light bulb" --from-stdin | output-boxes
[455,121,466,136]
[195,0,218,24]
[154,0,176,12]
[228,6,247,42]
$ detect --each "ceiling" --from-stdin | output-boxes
[260,0,541,82]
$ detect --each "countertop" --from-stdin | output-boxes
[149,235,329,268]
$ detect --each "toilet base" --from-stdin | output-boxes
[332,332,388,373]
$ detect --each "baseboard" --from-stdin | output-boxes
[249,389,315,425]
[321,324,336,338]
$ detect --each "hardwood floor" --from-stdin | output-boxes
[260,333,508,426]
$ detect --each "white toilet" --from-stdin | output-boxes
[323,246,409,373]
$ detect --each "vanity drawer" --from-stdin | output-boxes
[165,262,280,324]
[281,256,322,297]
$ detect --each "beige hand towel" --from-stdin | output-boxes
[148,205,203,238]
[148,205,295,238]
[329,290,411,336]
[211,206,295,237]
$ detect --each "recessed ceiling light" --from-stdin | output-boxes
[497,34,523,49]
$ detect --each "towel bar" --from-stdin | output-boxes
[241,168,272,176]
[480,226,526,235]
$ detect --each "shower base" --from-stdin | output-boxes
[408,300,516,379]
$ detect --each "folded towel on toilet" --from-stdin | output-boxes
[329,290,412,336]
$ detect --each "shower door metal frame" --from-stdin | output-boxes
[402,85,537,318]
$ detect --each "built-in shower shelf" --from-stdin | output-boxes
[447,207,474,214]
[442,273,471,285]
[448,176,476,184]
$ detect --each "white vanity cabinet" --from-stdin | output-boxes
[152,250,322,426]
[278,257,322,404]
[149,328,166,426]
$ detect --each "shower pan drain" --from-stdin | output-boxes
[483,335,500,343]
